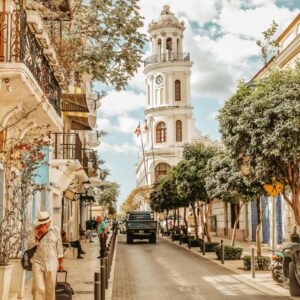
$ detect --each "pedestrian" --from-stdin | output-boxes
[61,230,86,259]
[97,216,108,259]
[27,211,63,300]
[79,223,94,243]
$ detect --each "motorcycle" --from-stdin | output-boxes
[270,251,284,283]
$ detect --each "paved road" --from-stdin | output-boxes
[112,235,292,300]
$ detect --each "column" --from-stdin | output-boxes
[162,36,166,60]
[186,71,191,104]
[172,36,177,59]
[163,75,167,105]
[167,115,174,146]
[186,116,192,143]
[167,72,173,104]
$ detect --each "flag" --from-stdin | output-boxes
[144,120,149,132]
[134,123,141,136]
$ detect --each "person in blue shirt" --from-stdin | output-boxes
[97,216,108,258]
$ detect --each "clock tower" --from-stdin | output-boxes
[136,5,211,192]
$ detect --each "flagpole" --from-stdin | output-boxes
[137,122,148,189]
[149,118,156,180]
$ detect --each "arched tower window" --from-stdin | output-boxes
[166,37,172,50]
[175,80,181,101]
[156,122,167,143]
[157,38,162,58]
[155,163,171,181]
[176,120,182,142]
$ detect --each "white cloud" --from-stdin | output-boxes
[217,1,298,39]
[96,118,111,132]
[100,90,146,117]
[114,115,140,134]
[100,141,138,154]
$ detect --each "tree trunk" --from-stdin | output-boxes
[191,202,199,239]
[183,206,188,233]
[165,209,169,231]
[231,202,244,247]
[177,208,180,228]
[204,202,212,243]
[173,209,176,229]
[256,198,262,257]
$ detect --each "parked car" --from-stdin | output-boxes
[126,211,157,244]
[283,242,300,296]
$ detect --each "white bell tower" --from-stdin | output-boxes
[136,5,210,189]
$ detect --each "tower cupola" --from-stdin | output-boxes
[147,5,186,60]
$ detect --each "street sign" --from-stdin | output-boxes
[263,183,283,197]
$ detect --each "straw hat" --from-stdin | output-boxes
[34,211,51,227]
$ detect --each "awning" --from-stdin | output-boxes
[70,116,92,131]
[62,94,89,112]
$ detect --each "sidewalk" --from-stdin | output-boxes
[162,234,293,298]
[23,235,116,300]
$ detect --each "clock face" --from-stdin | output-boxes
[155,74,164,86]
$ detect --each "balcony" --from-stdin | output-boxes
[52,133,99,177]
[144,52,190,67]
[52,132,85,167]
[0,3,62,116]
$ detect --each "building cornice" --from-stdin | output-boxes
[145,105,193,115]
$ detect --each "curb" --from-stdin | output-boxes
[106,234,118,300]
[160,236,292,298]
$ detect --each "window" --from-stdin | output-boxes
[156,122,167,143]
[175,80,181,101]
[176,120,182,142]
[166,38,172,50]
[155,163,171,181]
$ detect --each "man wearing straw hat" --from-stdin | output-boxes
[27,211,64,300]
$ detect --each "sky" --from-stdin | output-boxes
[95,0,300,209]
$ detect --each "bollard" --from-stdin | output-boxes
[104,254,109,289]
[221,240,224,264]
[202,234,206,256]
[94,272,100,300]
[107,250,111,278]
[251,246,255,278]
[101,258,106,300]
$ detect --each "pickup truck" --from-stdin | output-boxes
[126,211,157,244]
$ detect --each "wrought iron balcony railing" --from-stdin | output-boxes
[52,133,99,177]
[0,6,62,116]
[144,52,190,67]
[52,133,83,163]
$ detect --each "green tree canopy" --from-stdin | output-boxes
[61,0,146,89]
[219,64,300,224]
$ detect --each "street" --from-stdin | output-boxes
[112,235,292,300]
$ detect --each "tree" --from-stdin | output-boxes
[60,0,146,89]
[219,64,300,233]
[256,21,279,65]
[175,144,217,240]
[96,181,120,217]
[0,127,51,265]
[205,151,264,251]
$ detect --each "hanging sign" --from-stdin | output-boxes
[263,183,283,197]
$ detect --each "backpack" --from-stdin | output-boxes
[21,230,49,271]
